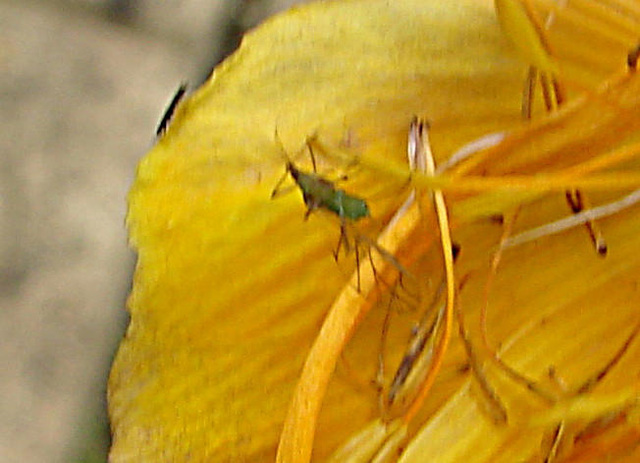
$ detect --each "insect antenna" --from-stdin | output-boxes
[270,128,298,199]
[305,139,318,173]
[270,167,295,199]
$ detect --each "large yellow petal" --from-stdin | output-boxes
[108,0,640,462]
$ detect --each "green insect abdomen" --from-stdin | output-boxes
[290,165,369,221]
[335,192,370,220]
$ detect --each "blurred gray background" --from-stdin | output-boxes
[0,1,307,461]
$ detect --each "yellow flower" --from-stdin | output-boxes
[108,1,640,461]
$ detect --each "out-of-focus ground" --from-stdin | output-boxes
[0,1,305,461]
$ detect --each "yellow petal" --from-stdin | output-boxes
[108,0,640,462]
[495,0,559,74]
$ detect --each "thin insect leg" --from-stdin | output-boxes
[455,285,508,424]
[345,232,407,298]
[274,127,316,168]
[276,136,412,463]
[364,245,401,301]
[305,140,319,173]
[354,241,362,292]
[392,280,420,315]
[373,263,425,412]
[565,190,608,256]
[377,251,420,311]
[332,232,342,261]
[361,239,419,321]
[270,169,297,199]
[272,128,314,199]
[357,233,411,279]
[333,249,408,391]
[273,127,289,156]
[365,244,380,288]
[333,219,351,261]
[395,270,418,306]
[309,133,362,170]
[334,224,400,297]
[306,135,361,184]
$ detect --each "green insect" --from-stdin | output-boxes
[271,136,371,270]
[283,160,370,222]
[272,135,369,220]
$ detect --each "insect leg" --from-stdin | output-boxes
[305,138,318,173]
[354,240,361,292]
[270,167,296,199]
[332,217,351,261]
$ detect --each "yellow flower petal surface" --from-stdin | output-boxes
[109,1,528,461]
[108,0,640,462]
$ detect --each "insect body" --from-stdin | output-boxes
[271,138,372,287]
[285,161,369,221]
